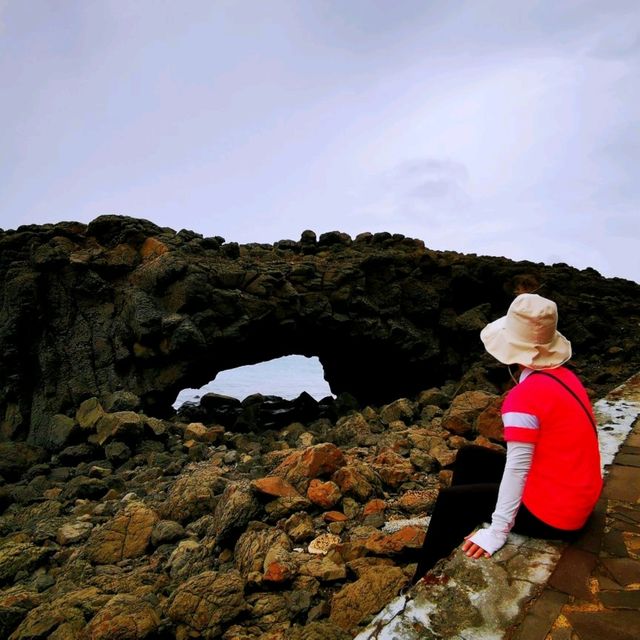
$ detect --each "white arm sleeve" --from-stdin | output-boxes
[467,441,535,555]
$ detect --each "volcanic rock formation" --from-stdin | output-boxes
[1,215,639,448]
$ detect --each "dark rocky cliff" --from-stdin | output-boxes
[1,215,639,447]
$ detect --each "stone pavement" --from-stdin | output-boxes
[356,373,640,640]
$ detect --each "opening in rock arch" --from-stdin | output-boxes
[172,355,334,409]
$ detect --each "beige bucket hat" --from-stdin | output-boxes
[480,293,572,369]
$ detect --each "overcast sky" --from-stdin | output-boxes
[1,0,638,283]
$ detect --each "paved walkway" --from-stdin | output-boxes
[357,373,640,640]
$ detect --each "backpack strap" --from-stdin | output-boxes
[530,371,598,435]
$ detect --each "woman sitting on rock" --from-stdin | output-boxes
[413,293,603,582]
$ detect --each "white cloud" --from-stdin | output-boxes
[0,1,638,283]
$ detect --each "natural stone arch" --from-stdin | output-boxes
[1,215,639,448]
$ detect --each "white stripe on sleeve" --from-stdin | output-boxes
[502,411,539,430]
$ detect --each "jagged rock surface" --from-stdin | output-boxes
[2,215,639,446]
[1,215,639,639]
[0,381,507,639]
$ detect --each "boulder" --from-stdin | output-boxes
[306,479,341,509]
[442,391,498,436]
[252,476,302,499]
[329,566,408,630]
[429,443,458,468]
[264,495,312,519]
[372,449,414,488]
[245,592,291,631]
[273,443,346,493]
[476,396,505,441]
[59,476,109,501]
[151,520,185,546]
[166,570,246,638]
[166,539,205,581]
[75,397,105,430]
[0,587,43,639]
[183,422,223,444]
[397,488,439,514]
[234,525,292,578]
[84,594,161,640]
[8,587,107,640]
[379,398,416,424]
[330,413,373,446]
[87,501,159,564]
[263,544,297,584]
[94,411,144,446]
[332,462,380,501]
[56,521,94,546]
[286,621,352,640]
[364,526,426,556]
[211,481,262,545]
[48,414,77,450]
[160,462,227,523]
[283,513,315,542]
[300,553,347,582]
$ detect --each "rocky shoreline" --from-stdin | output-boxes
[1,216,639,638]
[0,375,515,639]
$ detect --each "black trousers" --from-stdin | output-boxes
[412,446,581,582]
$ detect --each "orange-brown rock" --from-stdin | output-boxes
[332,462,379,501]
[140,236,169,261]
[183,422,223,444]
[160,462,227,523]
[166,570,246,637]
[263,560,294,583]
[273,443,346,492]
[300,553,347,582]
[429,444,458,467]
[372,449,414,488]
[397,489,439,513]
[472,435,506,452]
[329,566,407,630]
[263,543,296,583]
[252,476,302,498]
[442,390,498,436]
[363,499,386,516]
[234,526,292,578]
[84,593,161,640]
[87,501,159,565]
[476,397,505,441]
[306,478,341,508]
[323,511,348,523]
[9,587,108,640]
[364,526,426,555]
[346,556,397,578]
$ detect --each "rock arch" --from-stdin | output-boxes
[1,215,639,448]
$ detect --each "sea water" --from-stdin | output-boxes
[172,355,334,409]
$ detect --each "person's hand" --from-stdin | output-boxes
[461,533,490,559]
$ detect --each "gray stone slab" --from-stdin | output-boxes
[603,465,640,502]
[601,557,640,586]
[510,589,569,640]
[566,610,640,640]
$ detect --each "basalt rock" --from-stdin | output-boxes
[2,215,639,447]
[0,380,596,638]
